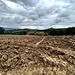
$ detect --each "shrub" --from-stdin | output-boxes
[30,32,35,35]
[12,31,27,35]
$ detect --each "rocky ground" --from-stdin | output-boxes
[0,35,75,75]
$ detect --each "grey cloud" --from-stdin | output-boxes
[9,0,40,6]
[0,0,75,29]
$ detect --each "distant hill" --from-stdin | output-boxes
[1,27,75,35]
[4,28,19,30]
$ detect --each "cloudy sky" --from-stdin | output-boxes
[0,0,75,29]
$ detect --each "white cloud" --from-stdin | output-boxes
[0,0,75,29]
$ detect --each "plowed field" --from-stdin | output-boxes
[0,35,75,75]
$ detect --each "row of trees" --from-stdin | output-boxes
[0,27,27,35]
[4,30,27,35]
[0,27,75,35]
[45,27,75,35]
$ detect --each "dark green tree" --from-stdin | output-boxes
[0,27,4,34]
[65,27,75,35]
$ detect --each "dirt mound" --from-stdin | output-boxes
[0,35,75,75]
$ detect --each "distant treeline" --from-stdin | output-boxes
[44,27,75,35]
[0,27,75,35]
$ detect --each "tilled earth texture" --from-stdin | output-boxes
[0,35,75,75]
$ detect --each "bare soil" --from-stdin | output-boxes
[0,35,75,75]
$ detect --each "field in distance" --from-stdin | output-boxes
[0,35,75,75]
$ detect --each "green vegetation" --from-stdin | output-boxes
[0,27,4,34]
[45,27,75,35]
[0,27,75,35]
[65,27,75,35]
[29,32,48,36]
[4,30,27,35]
